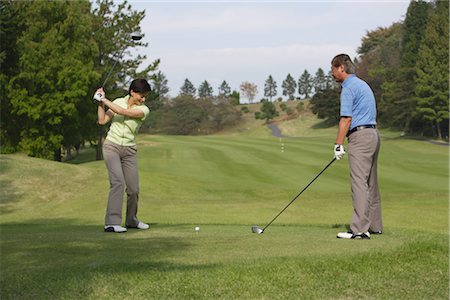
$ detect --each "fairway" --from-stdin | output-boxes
[1,131,448,299]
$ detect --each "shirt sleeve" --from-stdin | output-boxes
[135,105,150,121]
[340,87,353,117]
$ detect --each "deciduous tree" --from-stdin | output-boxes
[240,81,258,103]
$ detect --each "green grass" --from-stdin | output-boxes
[1,116,448,299]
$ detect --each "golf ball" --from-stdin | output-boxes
[195,226,200,231]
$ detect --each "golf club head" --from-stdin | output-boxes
[131,33,143,41]
[251,226,264,234]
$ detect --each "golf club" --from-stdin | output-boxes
[252,157,336,234]
[93,33,143,101]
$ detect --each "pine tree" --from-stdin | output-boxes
[218,81,231,97]
[298,70,313,99]
[281,74,297,100]
[313,68,327,93]
[264,75,277,101]
[381,0,431,132]
[179,78,196,97]
[255,101,278,123]
[198,80,213,98]
[415,0,449,139]
[152,71,169,99]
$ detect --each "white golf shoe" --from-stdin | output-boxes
[136,222,150,230]
[337,231,370,239]
[126,221,150,230]
[104,225,127,233]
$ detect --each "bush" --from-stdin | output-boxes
[153,95,241,135]
[241,106,249,113]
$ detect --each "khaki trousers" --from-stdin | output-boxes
[103,139,140,227]
[347,129,382,233]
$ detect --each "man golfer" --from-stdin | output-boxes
[331,54,382,239]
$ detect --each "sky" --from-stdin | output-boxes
[129,0,411,100]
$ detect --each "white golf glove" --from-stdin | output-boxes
[93,92,104,102]
[334,144,346,160]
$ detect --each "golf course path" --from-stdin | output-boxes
[268,123,283,137]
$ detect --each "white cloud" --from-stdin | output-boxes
[131,1,410,98]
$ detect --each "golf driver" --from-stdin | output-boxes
[93,33,143,101]
[252,157,336,234]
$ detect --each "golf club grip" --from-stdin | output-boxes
[263,157,336,230]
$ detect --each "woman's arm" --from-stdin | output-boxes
[101,98,144,119]
[96,88,114,125]
[97,102,114,125]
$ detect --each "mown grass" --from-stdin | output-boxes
[0,118,448,299]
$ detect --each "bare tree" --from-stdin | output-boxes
[239,81,258,103]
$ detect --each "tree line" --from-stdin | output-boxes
[1,0,447,162]
[311,0,448,139]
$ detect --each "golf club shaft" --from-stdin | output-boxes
[262,157,336,231]
[101,48,126,88]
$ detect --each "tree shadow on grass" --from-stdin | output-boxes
[0,219,217,299]
[0,156,22,215]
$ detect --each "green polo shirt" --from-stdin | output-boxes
[105,95,150,146]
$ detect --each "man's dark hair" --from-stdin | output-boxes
[331,54,355,74]
[129,79,151,94]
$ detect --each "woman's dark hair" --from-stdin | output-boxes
[331,54,355,74]
[129,79,151,95]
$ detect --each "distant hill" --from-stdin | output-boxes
[220,100,336,138]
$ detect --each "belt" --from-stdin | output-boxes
[346,124,376,137]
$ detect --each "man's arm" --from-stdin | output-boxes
[335,116,352,145]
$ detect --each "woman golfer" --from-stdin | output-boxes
[96,79,151,233]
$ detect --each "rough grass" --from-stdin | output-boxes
[0,112,448,299]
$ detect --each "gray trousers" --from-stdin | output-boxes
[103,139,140,227]
[347,129,382,233]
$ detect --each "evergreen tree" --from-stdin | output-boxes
[218,80,231,97]
[313,68,327,93]
[152,71,169,100]
[325,70,339,90]
[198,80,214,98]
[281,73,297,100]
[415,0,449,139]
[382,0,431,132]
[310,89,340,126]
[264,75,277,101]
[179,78,196,97]
[298,70,313,99]
[255,101,279,123]
[229,90,240,105]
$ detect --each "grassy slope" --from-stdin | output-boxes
[1,104,448,299]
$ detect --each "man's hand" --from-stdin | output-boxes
[334,144,346,160]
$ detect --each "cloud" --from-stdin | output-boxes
[133,1,410,97]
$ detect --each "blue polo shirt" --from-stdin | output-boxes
[340,74,377,130]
